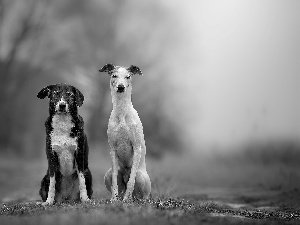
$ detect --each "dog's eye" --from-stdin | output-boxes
[111,75,117,78]
[125,76,131,79]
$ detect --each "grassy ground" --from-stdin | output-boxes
[0,146,299,225]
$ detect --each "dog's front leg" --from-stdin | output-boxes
[76,136,90,202]
[110,149,119,202]
[78,171,89,202]
[43,151,58,206]
[43,175,55,206]
[123,145,141,202]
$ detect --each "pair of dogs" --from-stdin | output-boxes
[38,64,151,205]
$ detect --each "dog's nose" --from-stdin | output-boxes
[59,103,66,111]
[117,84,125,92]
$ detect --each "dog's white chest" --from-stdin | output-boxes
[51,114,77,148]
[108,117,136,168]
[50,114,77,175]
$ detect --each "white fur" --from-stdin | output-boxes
[78,172,89,201]
[105,66,151,202]
[51,114,77,176]
[44,175,56,205]
[51,114,77,147]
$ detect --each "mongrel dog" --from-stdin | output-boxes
[99,64,151,202]
[37,83,92,206]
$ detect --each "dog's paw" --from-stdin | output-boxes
[41,201,54,207]
[122,195,133,203]
[110,196,120,203]
[36,201,43,206]
[79,190,90,202]
[81,198,92,204]
[109,191,120,203]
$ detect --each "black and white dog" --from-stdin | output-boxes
[37,83,92,205]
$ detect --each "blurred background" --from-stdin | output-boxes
[0,0,299,201]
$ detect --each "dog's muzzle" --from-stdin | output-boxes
[117,84,125,93]
[59,103,67,112]
[56,101,68,113]
[56,97,69,113]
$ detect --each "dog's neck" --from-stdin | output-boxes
[111,89,133,119]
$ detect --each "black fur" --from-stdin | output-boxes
[127,65,143,76]
[38,83,92,203]
[99,64,143,76]
[99,64,115,74]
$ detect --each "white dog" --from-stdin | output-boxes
[100,64,151,202]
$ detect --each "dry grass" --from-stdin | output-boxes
[1,195,299,225]
[1,144,300,225]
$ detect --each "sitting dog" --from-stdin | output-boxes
[37,83,92,205]
[99,64,151,202]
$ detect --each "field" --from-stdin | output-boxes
[1,145,300,225]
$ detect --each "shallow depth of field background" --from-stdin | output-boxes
[0,0,299,202]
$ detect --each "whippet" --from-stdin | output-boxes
[99,64,151,202]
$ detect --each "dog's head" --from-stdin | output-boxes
[99,64,142,93]
[37,84,84,115]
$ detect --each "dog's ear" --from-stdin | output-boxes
[127,65,143,76]
[73,87,84,107]
[99,64,115,74]
[37,85,54,99]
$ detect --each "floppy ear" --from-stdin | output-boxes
[73,87,84,107]
[37,85,54,99]
[127,65,143,76]
[99,64,115,73]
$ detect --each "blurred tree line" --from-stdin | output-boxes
[0,0,185,158]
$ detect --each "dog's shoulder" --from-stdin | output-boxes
[73,115,84,130]
[128,108,143,126]
[76,115,84,127]
[70,114,86,138]
[45,116,53,133]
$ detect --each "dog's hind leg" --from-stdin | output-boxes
[39,173,50,202]
[133,170,151,199]
[104,168,126,199]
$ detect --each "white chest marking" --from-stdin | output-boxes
[50,114,78,176]
[50,114,78,149]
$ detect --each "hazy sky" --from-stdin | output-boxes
[4,0,298,150]
[173,0,299,147]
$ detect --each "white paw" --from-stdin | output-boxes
[41,200,54,207]
[81,198,92,203]
[80,191,90,202]
[122,194,133,203]
[81,196,91,203]
[110,196,119,203]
